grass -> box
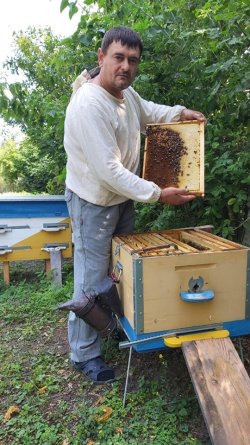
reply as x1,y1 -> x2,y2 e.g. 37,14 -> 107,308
0,261 -> 238,445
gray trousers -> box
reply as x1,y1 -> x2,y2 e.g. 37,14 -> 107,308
65,189 -> 135,362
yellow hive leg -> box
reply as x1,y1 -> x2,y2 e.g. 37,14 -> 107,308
3,261 -> 10,285
45,259 -> 51,274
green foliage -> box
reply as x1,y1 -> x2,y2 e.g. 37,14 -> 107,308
0,0 -> 249,239
0,27 -> 82,193
60,0 -> 78,18
0,137 -> 56,193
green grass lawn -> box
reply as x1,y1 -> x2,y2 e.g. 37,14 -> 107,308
0,261 -> 234,444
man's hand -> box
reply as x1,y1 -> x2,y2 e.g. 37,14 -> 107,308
180,108 -> 207,124
158,187 -> 196,205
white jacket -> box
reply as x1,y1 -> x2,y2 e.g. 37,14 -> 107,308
64,75 -> 185,206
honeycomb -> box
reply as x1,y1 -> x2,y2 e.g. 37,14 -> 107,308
142,120 -> 204,195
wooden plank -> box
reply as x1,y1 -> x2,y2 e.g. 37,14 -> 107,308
147,233 -> 191,253
117,234 -> 146,251
155,230 -> 199,252
114,232 -> 191,254
134,232 -> 197,253
131,243 -> 175,254
199,121 -> 205,196
180,231 -> 226,251
170,225 -> 214,233
182,338 -> 250,445
194,229 -> 247,250
191,231 -> 234,250
158,233 -> 198,252
133,233 -> 175,249
45,259 -> 51,273
3,261 -> 10,285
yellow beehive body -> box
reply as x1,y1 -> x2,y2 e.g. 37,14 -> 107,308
0,217 -> 72,262
112,229 -> 249,334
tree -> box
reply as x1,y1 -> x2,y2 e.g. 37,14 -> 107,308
0,137 -> 55,193
0,23 -> 107,192
60,0 -> 250,240
0,27 -> 81,192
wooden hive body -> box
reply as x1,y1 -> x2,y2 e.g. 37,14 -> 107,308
142,120 -> 204,195
112,229 -> 249,335
0,196 -> 72,262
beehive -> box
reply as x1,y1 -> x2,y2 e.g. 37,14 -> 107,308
112,228 -> 249,335
0,195 -> 72,262
142,120 -> 204,195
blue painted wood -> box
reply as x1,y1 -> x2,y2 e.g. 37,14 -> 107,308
180,289 -> 214,302
224,320 -> 250,337
119,317 -> 250,353
120,317 -> 167,353
0,195 -> 69,218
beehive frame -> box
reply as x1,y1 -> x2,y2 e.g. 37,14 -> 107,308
142,120 -> 205,196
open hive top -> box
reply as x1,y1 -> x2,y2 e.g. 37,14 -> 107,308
142,120 -> 204,196
113,229 -> 246,257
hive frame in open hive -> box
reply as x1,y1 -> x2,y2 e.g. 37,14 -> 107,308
112,228 -> 250,352
142,120 -> 205,196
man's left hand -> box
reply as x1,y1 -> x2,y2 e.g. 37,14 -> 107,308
180,109 -> 207,124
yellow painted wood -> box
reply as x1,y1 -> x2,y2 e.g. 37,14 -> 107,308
0,217 -> 69,246
194,228 -> 245,249
112,239 -> 135,329
180,231 -> 230,251
0,217 -> 72,262
164,329 -> 229,348
159,233 -> 197,252
143,249 -> 247,333
112,229 -> 249,334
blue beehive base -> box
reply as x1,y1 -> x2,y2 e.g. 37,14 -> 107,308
119,316 -> 250,353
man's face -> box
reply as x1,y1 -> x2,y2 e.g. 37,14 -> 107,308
98,41 -> 140,98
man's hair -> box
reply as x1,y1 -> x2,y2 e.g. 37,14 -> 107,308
101,26 -> 143,56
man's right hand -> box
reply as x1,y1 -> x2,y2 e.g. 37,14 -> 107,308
158,187 -> 196,205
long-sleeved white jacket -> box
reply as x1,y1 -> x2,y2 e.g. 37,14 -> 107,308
64,78 -> 185,206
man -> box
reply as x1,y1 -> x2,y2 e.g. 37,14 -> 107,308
64,26 -> 206,384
